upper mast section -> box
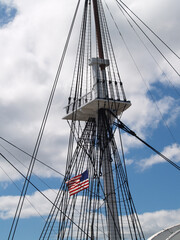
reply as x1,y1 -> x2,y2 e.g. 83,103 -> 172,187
63,0 -> 131,121
92,0 -> 104,60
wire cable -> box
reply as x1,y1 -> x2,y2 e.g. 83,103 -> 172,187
118,0 -> 180,60
0,161 -> 56,235
116,0 -> 180,78
0,153 -> 91,239
104,0 -> 180,98
105,0 -> 179,144
109,111 -> 180,171
8,1 -> 80,238
0,136 -> 64,177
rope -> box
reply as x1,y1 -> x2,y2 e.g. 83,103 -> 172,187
0,153 -> 91,239
118,0 -> 180,60
115,0 -> 180,78
7,0 -> 80,238
104,0 -> 179,146
113,0 -> 180,98
110,111 -> 180,172
0,159 -> 55,234
0,136 -> 64,177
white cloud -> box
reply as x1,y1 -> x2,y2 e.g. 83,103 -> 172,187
0,1 -> 179,238
166,105 -> 180,126
137,143 -> 180,170
0,0 -> 179,182
0,188 -> 179,239
0,0 -> 78,182
122,96 -> 176,136
0,188 -> 58,219
0,182 -> 9,190
119,95 -> 178,156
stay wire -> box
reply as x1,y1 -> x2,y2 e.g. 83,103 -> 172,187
0,153 -> 91,239
110,111 -> 180,172
116,0 -> 180,78
118,0 -> 180,60
39,120 -> 103,239
104,0 -> 178,144
105,0 -> 180,99
106,0 -> 178,144
110,132 -> 144,239
0,136 -> 64,177
0,140 -> 99,237
8,1 -> 80,239
0,159 -> 57,236
0,142 -> 63,200
135,135 -> 180,171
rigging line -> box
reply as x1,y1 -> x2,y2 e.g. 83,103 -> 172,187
0,143 -> 63,200
105,0 -> 180,99
98,178 -> 124,239
0,162 -> 57,236
123,12 -> 180,99
46,131 -> 117,237
40,128 -> 104,238
67,120 -> 96,168
116,0 -> 180,78
71,194 -> 107,238
41,175 -> 107,237
66,123 -> 105,199
39,178 -> 74,237
135,135 -> 180,171
0,136 -> 64,177
106,1 -> 178,143
119,0 -> 180,60
0,153 -> 92,239
8,1 -> 80,238
108,127 -> 145,239
107,6 -> 180,142
109,143 -> 145,239
110,112 -> 180,172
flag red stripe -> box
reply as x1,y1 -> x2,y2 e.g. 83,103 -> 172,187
69,185 -> 89,196
69,179 -> 89,196
69,183 -> 89,196
69,180 -> 89,192
67,180 -> 80,188
66,175 -> 81,184
66,171 -> 89,196
69,180 -> 89,191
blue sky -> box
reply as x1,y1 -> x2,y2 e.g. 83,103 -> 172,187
0,1 -> 16,26
0,0 -> 180,239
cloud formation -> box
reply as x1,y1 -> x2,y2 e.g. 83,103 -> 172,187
140,208 -> 180,238
138,143 -> 180,170
0,0 -> 179,182
0,189 -> 58,219
0,0 -> 179,238
0,189 -> 179,238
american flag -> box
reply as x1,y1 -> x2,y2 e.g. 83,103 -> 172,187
66,170 -> 89,196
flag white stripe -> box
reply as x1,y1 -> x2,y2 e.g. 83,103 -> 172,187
66,171 -> 89,196
69,180 -> 89,195
69,180 -> 89,192
69,184 -> 89,196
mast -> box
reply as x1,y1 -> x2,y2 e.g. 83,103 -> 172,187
39,0 -> 144,239
92,0 -> 104,60
92,0 -> 121,239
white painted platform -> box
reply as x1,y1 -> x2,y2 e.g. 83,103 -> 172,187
63,98 -> 131,121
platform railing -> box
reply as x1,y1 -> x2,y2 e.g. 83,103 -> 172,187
65,79 -> 125,115
65,91 -> 93,114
